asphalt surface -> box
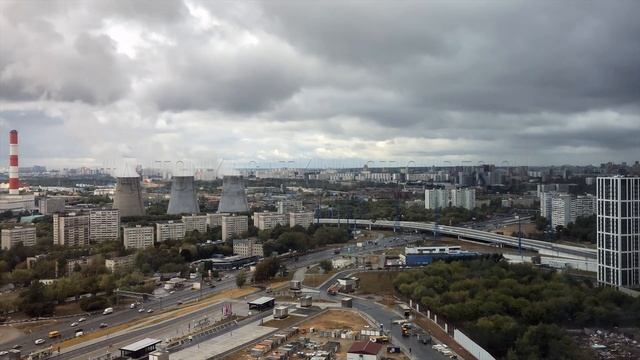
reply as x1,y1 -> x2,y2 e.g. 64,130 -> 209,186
5,233 -> 429,358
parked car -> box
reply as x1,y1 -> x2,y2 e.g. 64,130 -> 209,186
12,345 -> 22,350
146,309 -> 153,313
34,339 -> 45,345
138,308 -> 145,313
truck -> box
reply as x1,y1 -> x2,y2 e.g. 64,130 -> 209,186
102,307 -> 113,315
327,283 -> 340,296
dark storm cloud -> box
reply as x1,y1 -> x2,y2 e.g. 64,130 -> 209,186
0,0 -> 638,166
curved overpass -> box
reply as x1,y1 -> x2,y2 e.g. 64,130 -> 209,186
318,218 -> 596,260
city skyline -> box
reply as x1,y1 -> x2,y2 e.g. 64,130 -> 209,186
1,1 -> 639,168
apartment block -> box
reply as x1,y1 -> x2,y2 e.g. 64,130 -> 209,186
123,225 -> 154,249
277,200 -> 304,214
425,189 -> 450,210
156,221 -> 186,242
66,256 -> 96,275
597,176 -> 640,288
289,211 -> 314,229
90,209 -> 120,243
206,213 -> 229,228
105,255 -> 135,273
233,239 -> 264,257
221,215 -> 248,241
254,211 -> 288,230
450,188 -> 476,210
551,194 -> 574,228
1,226 -> 37,250
53,213 -> 90,247
182,214 -> 208,233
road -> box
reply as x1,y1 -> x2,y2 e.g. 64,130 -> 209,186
5,233 -> 424,358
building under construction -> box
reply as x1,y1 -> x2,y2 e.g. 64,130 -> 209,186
217,175 -> 249,213
167,176 -> 199,215
113,165 -> 145,217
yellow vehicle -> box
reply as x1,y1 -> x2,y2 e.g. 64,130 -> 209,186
48,331 -> 61,339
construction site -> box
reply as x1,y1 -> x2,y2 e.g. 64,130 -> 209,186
230,309 -> 410,360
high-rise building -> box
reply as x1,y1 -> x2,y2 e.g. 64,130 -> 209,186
123,225 -> 154,249
254,212 -> 288,230
233,239 -> 264,257
277,200 -> 304,214
574,194 -> 597,219
551,194 -> 574,228
156,221 -> 186,242
89,209 -> 120,243
425,189 -> 450,210
289,211 -> 314,229
1,226 -> 36,250
181,214 -> 208,233
53,213 -> 90,247
597,176 -> 640,288
221,215 -> 248,241
450,188 -> 476,210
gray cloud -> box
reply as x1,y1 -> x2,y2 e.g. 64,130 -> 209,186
0,0 -> 638,167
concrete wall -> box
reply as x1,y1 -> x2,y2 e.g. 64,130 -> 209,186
454,329 -> 496,360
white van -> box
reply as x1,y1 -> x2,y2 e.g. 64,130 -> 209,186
102,307 -> 114,315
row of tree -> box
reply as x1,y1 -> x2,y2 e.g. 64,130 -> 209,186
393,259 -> 640,359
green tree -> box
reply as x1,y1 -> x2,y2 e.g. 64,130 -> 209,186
319,259 -> 333,273
236,271 -> 247,288
254,257 -> 281,282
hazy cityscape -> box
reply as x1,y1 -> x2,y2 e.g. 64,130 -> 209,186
1,1 -> 639,360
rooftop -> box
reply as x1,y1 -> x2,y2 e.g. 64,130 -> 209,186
119,338 -> 161,352
248,296 -> 275,305
347,340 -> 383,355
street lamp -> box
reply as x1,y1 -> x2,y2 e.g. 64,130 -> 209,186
515,215 -> 522,259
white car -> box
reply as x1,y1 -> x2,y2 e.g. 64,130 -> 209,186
169,291 -> 175,294
138,308 -> 145,313
78,317 -> 86,322
34,339 -> 45,345
146,309 -> 154,313
70,322 -> 79,327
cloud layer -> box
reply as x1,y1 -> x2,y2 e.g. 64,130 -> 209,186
0,0 -> 639,168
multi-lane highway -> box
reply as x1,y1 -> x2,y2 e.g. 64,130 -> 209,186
319,218 -> 596,259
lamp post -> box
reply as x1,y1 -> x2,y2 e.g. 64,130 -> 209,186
515,215 -> 522,259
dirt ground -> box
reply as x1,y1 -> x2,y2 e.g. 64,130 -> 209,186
233,309 -> 410,360
354,272 -> 396,296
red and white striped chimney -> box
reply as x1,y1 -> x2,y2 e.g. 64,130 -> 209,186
9,130 -> 19,195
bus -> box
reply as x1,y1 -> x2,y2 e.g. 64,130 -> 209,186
48,331 -> 61,339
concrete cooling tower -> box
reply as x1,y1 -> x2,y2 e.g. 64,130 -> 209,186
217,175 -> 249,213
113,176 -> 145,217
167,176 -> 199,214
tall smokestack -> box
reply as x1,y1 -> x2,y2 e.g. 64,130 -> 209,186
9,130 -> 19,195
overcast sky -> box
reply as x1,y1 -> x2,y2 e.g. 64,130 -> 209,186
0,0 -> 639,169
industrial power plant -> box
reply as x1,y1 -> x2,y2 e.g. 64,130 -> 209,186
217,175 -> 249,213
167,175 -> 199,215
112,165 -> 145,217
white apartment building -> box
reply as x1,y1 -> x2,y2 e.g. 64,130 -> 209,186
89,209 -> 120,243
551,194 -> 574,228
597,176 -> 640,288
254,212 -> 288,230
123,225 -> 154,249
574,194 -> 597,219
156,221 -> 186,242
221,215 -> 248,241
232,239 -> 264,257
451,188 -> 476,210
182,214 -> 208,233
1,226 -> 36,250
539,191 -> 556,220
105,255 -> 135,273
289,211 -> 315,229
53,213 -> 90,246
206,213 -> 229,228
425,189 -> 450,210
277,200 -> 304,214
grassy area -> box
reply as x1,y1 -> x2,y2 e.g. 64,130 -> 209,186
262,314 -> 307,329
353,271 -> 398,296
302,272 -> 335,287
